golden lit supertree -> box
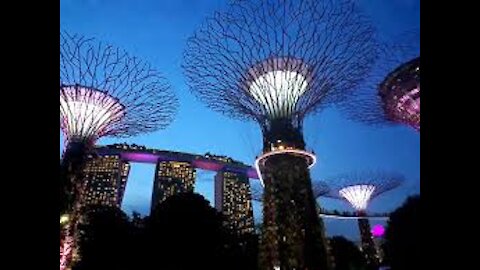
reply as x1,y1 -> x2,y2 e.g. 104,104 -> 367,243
183,1 -> 377,268
60,32 -> 178,270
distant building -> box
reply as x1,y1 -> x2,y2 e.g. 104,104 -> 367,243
89,144 -> 259,219
81,155 -> 130,208
215,170 -> 255,235
151,161 -> 196,213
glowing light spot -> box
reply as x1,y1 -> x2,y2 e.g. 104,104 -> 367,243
245,58 -> 311,120
339,185 -> 375,211
249,70 -> 309,119
255,149 -> 316,187
60,85 -> 125,141
371,224 -> 385,237
60,214 -> 69,224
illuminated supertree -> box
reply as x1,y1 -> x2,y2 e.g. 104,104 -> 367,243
183,0 -> 377,268
60,216 -> 74,270
342,30 -> 420,131
60,32 -> 177,270
379,57 -> 420,131
323,171 -> 404,269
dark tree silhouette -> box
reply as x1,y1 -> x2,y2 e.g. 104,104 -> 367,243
68,194 -> 260,270
383,195 -> 420,270
73,205 -> 133,270
143,192 -> 257,270
223,230 -> 260,270
329,236 -> 367,270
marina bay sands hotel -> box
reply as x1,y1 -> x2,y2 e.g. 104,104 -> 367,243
80,143 -> 259,235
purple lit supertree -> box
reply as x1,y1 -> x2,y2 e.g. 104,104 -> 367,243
183,0 -> 377,268
379,57 -> 420,131
60,32 -> 177,270
323,171 -> 404,269
341,30 -> 420,131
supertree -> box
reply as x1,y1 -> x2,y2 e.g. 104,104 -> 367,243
341,30 -> 420,131
183,0 -> 377,269
60,32 -> 177,270
379,56 -> 420,131
323,171 -> 404,269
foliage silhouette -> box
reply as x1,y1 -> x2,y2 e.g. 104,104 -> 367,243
329,236 -> 367,270
72,193 -> 258,270
383,195 -> 420,270
73,205 -> 133,270
144,192 -> 258,270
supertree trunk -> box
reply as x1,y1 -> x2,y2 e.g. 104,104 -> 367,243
60,140 -> 92,214
60,140 -> 96,269
357,214 -> 379,269
259,152 -> 331,270
60,222 -> 75,270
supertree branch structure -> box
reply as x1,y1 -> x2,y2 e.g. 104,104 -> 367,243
59,32 -> 178,270
183,0 -> 377,132
183,1 -> 377,269
340,30 -> 420,131
60,32 -> 177,144
324,171 -> 404,212
60,32 -> 178,208
324,171 -> 404,269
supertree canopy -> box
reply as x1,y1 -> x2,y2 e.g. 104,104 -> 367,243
60,32 -> 177,145
379,57 -> 420,131
324,171 -> 404,269
183,0 -> 377,145
341,30 -> 420,131
339,184 -> 376,211
324,171 -> 404,212
183,1 -> 377,269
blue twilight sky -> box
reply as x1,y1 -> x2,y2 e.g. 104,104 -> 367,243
60,0 -> 420,241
